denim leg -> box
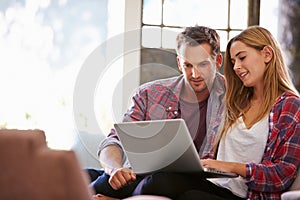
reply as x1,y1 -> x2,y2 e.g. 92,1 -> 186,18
85,168 -> 104,182
133,172 -> 244,200
85,168 -> 143,199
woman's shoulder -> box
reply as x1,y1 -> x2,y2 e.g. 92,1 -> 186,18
273,91 -> 300,116
275,91 -> 300,104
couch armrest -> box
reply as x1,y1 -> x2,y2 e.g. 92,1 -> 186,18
281,190 -> 300,200
290,169 -> 300,191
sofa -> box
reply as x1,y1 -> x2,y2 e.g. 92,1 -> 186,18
0,129 -> 94,200
281,169 -> 300,200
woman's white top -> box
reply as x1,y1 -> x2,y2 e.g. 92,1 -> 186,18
209,116 -> 269,198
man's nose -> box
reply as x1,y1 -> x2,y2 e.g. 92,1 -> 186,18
192,66 -> 200,78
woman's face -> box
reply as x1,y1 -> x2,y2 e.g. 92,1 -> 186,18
230,41 -> 267,89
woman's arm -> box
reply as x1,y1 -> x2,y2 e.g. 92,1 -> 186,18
246,95 -> 300,192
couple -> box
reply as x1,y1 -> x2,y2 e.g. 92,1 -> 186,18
87,25 -> 300,200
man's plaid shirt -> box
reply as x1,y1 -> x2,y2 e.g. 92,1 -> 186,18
99,73 -> 226,167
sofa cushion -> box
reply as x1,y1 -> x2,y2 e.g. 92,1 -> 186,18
0,129 -> 93,200
281,190 -> 300,200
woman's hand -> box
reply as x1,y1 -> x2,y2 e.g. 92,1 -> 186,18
201,159 -> 247,177
108,167 -> 136,190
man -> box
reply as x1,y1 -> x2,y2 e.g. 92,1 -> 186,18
87,25 -> 225,199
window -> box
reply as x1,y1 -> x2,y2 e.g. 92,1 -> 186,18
141,0 -> 248,51
0,0 -> 107,149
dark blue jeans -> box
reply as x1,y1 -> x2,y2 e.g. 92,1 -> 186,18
133,172 -> 246,200
85,168 -> 143,199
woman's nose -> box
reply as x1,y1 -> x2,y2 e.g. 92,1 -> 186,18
233,63 -> 241,71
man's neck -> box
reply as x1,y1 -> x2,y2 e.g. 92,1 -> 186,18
180,84 -> 210,103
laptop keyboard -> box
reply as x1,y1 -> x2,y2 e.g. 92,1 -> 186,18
204,168 -> 234,175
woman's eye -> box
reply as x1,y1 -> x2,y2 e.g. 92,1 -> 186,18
239,56 -> 246,60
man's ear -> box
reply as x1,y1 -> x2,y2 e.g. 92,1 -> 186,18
215,53 -> 223,69
262,45 -> 273,63
177,56 -> 183,73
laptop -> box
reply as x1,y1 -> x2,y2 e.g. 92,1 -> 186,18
114,118 -> 238,178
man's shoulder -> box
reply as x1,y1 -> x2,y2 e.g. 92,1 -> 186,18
215,72 -> 225,83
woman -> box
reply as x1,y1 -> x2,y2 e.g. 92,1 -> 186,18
181,26 -> 300,199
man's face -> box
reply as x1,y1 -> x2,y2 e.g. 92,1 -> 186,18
177,43 -> 220,94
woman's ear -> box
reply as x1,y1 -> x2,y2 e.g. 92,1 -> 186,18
262,45 -> 273,63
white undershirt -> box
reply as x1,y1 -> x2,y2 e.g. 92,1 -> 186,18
209,116 -> 269,198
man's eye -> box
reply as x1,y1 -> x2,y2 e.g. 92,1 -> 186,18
184,64 -> 193,68
198,62 -> 210,68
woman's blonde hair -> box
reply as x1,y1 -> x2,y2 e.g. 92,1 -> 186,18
215,26 -> 298,153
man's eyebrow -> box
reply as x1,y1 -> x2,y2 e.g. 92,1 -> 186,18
199,60 -> 210,63
198,58 -> 212,63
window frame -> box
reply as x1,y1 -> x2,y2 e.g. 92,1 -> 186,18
141,0 -> 261,49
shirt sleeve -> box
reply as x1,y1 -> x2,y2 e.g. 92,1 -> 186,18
97,88 -> 148,168
123,87 -> 148,121
97,128 -> 131,168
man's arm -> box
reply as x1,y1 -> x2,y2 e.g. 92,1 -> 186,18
99,145 -> 123,174
99,145 -> 136,190
97,87 -> 150,189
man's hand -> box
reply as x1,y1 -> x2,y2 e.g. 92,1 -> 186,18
108,168 -> 136,190
99,145 -> 137,190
